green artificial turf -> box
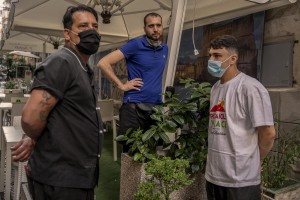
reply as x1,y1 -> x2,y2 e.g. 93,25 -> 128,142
95,128 -> 122,200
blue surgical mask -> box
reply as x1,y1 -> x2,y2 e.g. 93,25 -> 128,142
207,56 -> 232,78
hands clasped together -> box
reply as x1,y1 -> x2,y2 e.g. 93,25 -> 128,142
11,137 -> 35,162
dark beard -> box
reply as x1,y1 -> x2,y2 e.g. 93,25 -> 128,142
145,36 -> 162,48
146,33 -> 159,41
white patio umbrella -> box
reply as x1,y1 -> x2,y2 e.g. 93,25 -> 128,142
9,50 -> 40,79
9,50 -> 40,59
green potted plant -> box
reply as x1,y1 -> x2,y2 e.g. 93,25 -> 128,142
4,80 -> 17,89
261,121 -> 300,200
134,157 -> 193,200
2,55 -> 25,80
117,79 -> 211,200
117,79 -> 211,167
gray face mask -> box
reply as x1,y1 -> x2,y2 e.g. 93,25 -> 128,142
69,29 -> 101,55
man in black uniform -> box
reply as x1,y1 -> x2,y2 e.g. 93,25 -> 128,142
17,5 -> 103,200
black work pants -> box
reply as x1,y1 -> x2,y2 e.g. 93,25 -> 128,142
119,103 -> 155,152
206,181 -> 261,200
28,178 -> 94,200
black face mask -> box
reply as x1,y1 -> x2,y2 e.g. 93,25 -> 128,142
72,29 -> 101,55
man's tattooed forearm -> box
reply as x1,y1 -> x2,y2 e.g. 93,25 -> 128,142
39,91 -> 51,106
39,111 -> 47,122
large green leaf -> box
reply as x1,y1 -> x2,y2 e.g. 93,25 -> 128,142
159,132 -> 170,143
175,149 -> 184,157
144,153 -> 156,160
115,135 -> 128,142
150,114 -> 162,122
142,128 -> 156,142
126,138 -> 135,144
172,115 -> 185,125
161,123 -> 177,133
138,145 -> 146,154
166,120 -> 177,128
199,82 -> 212,88
133,153 -> 142,161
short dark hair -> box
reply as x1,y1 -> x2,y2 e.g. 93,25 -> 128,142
63,5 -> 98,29
143,12 -> 162,27
210,35 -> 239,55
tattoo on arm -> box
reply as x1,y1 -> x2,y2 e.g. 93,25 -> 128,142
39,111 -> 47,122
38,91 -> 52,122
40,91 -> 51,106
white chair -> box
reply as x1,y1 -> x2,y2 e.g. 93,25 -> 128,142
4,89 -> 22,94
14,161 -> 28,200
7,97 -> 28,126
97,99 -> 118,161
20,182 -> 32,200
1,94 -> 24,126
97,99 -> 114,123
3,89 -> 23,103
112,115 -> 119,161
12,116 -> 28,200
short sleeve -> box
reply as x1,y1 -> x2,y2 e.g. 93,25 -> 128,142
120,39 -> 138,59
31,54 -> 74,100
246,86 -> 274,127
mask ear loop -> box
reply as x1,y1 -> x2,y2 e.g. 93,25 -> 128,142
221,55 -> 232,64
66,29 -> 78,46
221,55 -> 233,72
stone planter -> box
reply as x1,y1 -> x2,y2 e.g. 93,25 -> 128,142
170,172 -> 207,200
119,153 -> 146,200
261,179 -> 300,200
119,153 -> 207,200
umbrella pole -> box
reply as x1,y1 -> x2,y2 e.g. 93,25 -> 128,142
163,0 -> 187,90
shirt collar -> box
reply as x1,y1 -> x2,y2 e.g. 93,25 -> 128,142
141,35 -> 165,49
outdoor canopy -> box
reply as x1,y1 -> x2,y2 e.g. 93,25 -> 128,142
1,0 -> 294,54
1,0 -> 296,87
9,50 -> 40,59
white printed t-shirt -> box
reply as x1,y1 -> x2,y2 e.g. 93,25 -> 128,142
205,72 -> 274,187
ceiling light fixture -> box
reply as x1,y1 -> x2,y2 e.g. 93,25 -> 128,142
246,0 -> 271,3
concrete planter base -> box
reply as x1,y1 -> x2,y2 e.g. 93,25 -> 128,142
119,153 -> 207,200
261,179 -> 300,200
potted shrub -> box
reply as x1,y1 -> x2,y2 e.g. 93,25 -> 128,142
134,157 -> 193,200
4,80 -> 17,89
117,79 -> 211,200
261,121 -> 300,200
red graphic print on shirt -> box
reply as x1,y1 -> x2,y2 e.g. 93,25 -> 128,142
210,99 -> 227,135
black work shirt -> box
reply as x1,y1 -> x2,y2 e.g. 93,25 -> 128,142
28,46 -> 103,189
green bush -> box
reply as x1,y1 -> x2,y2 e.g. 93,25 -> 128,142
116,79 -> 211,174
134,157 -> 193,200
4,80 -> 17,89
261,121 -> 300,189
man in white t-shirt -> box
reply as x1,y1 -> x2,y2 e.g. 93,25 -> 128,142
205,35 -> 276,200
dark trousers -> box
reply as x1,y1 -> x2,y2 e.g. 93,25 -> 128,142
119,103 -> 155,152
28,178 -> 94,200
206,181 -> 261,200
